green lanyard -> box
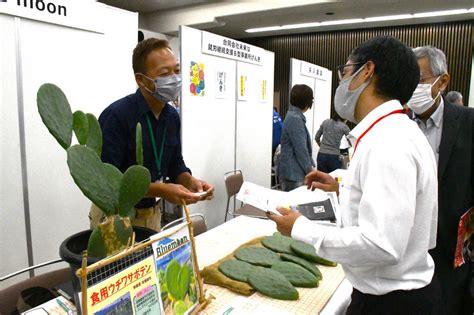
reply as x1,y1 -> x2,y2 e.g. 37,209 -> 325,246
145,114 -> 166,178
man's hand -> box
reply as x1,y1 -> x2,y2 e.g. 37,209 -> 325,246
198,180 -> 215,200
156,183 -> 201,205
266,207 -> 301,236
177,173 -> 214,201
304,170 -> 339,194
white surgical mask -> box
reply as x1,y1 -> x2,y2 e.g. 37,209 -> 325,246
407,76 -> 441,115
140,74 -> 182,103
334,64 -> 371,123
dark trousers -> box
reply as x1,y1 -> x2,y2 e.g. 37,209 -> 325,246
346,276 -> 441,315
317,152 -> 341,173
431,249 -> 473,315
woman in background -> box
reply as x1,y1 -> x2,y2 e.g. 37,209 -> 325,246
315,112 -> 350,173
278,84 -> 315,191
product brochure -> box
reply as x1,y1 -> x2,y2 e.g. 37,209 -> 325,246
86,255 -> 162,315
236,181 -> 338,221
151,222 -> 199,315
454,206 -> 474,268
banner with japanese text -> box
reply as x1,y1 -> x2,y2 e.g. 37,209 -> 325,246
86,255 -> 162,314
202,30 -> 264,66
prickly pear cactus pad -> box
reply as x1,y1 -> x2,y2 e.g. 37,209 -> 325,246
234,247 -> 280,267
291,241 -> 337,267
280,253 -> 322,279
262,234 -> 295,254
37,83 -> 73,150
247,267 -> 299,300
271,261 -> 319,288
218,259 -> 257,283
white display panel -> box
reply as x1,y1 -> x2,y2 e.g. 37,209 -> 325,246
180,26 -> 237,229
235,58 -> 274,188
180,26 -> 274,228
0,5 -> 138,280
290,58 -> 332,163
0,15 -> 29,289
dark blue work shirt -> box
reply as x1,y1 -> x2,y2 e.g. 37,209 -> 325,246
99,89 -> 190,208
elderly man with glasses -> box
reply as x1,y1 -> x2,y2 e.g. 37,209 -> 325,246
406,45 -> 474,315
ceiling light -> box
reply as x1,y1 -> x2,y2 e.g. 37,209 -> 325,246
245,8 -> 474,33
364,14 -> 412,22
246,26 -> 282,33
413,9 -> 470,18
281,22 -> 321,30
320,18 -> 364,26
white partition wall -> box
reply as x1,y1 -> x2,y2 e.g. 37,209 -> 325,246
180,26 -> 274,229
290,58 -> 332,162
0,3 -> 137,287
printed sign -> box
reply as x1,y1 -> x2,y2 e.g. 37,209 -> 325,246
87,256 -> 162,314
202,31 -> 264,65
151,223 -> 199,315
215,70 -> 228,99
300,61 -> 327,80
259,79 -> 267,102
0,0 -> 104,33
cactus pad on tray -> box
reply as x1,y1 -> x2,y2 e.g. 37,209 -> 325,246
291,241 -> 337,267
247,267 -> 299,300
262,234 -> 294,254
280,253 -> 322,279
234,247 -> 280,267
271,261 -> 319,288
218,259 -> 257,283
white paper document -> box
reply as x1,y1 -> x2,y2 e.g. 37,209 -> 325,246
236,181 -> 338,220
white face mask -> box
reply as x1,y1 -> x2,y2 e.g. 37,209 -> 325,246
334,64 -> 371,123
140,74 -> 182,103
407,76 -> 441,115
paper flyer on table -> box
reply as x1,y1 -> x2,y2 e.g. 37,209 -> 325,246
236,181 -> 339,221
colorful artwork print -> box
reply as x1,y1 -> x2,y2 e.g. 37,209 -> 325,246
190,62 -> 205,96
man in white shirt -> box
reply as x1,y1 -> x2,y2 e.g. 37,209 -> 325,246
268,36 -> 440,314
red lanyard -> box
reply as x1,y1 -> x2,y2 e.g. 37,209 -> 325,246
353,109 -> 406,156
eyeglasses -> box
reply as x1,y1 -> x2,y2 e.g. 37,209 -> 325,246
337,61 -> 365,81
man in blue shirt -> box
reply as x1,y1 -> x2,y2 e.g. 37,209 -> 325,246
89,38 -> 214,231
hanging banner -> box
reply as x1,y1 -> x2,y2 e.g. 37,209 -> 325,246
0,0 -> 105,33
300,61 -> 328,80
202,31 -> 264,65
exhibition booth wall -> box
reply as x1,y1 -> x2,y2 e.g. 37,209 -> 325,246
180,26 -> 275,229
0,1 -> 138,288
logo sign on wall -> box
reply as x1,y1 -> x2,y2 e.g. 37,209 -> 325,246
202,31 -> 264,66
0,0 -> 104,33
300,61 -> 328,81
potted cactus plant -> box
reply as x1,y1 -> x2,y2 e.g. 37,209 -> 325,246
36,83 -> 153,260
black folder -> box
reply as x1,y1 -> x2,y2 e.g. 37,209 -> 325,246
291,198 -> 336,221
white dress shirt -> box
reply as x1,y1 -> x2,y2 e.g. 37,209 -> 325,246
292,100 -> 438,295
413,98 -> 444,164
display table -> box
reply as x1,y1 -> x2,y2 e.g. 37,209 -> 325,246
195,216 -> 352,314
